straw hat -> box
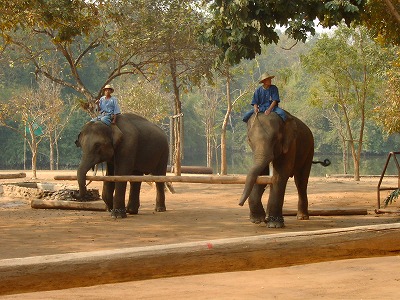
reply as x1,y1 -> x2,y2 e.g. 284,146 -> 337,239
258,72 -> 275,83
103,84 -> 114,93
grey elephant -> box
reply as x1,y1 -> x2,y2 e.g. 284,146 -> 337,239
239,111 -> 314,228
75,113 -> 169,218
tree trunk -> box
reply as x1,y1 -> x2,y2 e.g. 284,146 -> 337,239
49,133 -> 54,171
221,74 -> 232,175
31,147 -> 37,179
170,57 -> 182,176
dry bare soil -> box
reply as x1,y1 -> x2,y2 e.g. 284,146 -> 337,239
1,170 -> 400,299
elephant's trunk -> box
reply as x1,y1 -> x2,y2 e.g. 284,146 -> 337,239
239,158 -> 271,206
77,161 -> 92,199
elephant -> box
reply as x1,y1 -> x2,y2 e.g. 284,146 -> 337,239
75,113 -> 169,219
239,110 -> 314,228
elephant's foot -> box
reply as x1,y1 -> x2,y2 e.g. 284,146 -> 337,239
297,213 -> 309,220
126,207 -> 139,215
266,216 -> 285,228
111,208 -> 127,219
249,213 -> 266,224
155,206 -> 166,212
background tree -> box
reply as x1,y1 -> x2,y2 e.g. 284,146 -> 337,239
373,52 -> 400,134
0,0 -> 165,112
116,78 -> 171,126
196,82 -> 221,169
130,0 -> 218,175
204,0 -> 365,64
301,24 -> 394,180
35,76 -> 78,170
361,0 -> 400,45
0,81 -> 60,178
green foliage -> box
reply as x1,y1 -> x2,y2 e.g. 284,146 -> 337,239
0,0 -> 99,42
384,189 -> 400,207
362,0 -> 400,46
373,51 -> 400,134
116,78 -> 171,126
204,0 -> 365,64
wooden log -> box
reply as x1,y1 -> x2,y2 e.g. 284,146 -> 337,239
374,208 -> 400,214
31,199 -> 107,211
283,208 -> 368,216
1,223 -> 400,295
167,166 -> 213,174
0,173 -> 26,179
54,175 -> 275,185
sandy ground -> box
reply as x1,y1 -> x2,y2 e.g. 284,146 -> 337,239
1,170 -> 400,299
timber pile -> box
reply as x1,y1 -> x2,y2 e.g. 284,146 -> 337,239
31,188 -> 103,211
39,188 -> 100,201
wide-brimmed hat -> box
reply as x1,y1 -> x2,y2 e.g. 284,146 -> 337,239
103,84 -> 114,93
258,72 -> 275,83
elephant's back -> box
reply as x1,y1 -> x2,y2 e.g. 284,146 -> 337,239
118,113 -> 168,147
285,111 -> 313,140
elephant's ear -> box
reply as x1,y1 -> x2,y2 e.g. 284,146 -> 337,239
282,115 -> 297,154
111,124 -> 123,148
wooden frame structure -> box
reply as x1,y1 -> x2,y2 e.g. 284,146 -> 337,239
376,151 -> 400,213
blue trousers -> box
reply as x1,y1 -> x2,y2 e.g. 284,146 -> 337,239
242,107 -> 286,122
91,114 -> 112,126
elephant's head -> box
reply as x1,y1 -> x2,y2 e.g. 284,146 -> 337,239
239,112 -> 297,205
75,121 -> 123,199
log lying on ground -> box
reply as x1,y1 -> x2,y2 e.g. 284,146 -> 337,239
1,223 -> 400,295
31,199 -> 107,211
283,208 -> 368,216
0,173 -> 26,179
54,174 -> 275,185
375,209 -> 400,214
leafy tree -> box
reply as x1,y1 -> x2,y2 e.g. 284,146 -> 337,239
116,78 -> 171,126
0,0 -> 166,113
301,24 -> 393,180
204,0 -> 365,64
140,0 -> 217,175
195,83 -> 222,169
361,0 -> 400,45
0,84 -> 52,178
373,51 -> 400,134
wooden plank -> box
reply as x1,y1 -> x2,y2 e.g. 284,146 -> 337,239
0,173 -> 26,179
1,223 -> 400,295
54,175 -> 275,185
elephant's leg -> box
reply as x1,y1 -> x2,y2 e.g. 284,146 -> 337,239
126,182 -> 141,214
248,184 -> 267,224
102,162 -> 115,211
294,170 -> 311,220
111,181 -> 127,219
155,182 -> 166,212
266,178 -> 288,228
102,181 -> 115,211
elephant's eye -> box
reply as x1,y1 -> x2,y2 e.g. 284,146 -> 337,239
93,142 -> 102,150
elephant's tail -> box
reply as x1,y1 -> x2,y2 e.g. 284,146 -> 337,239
312,158 -> 331,167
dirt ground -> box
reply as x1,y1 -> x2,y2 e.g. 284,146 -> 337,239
1,170 -> 400,299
